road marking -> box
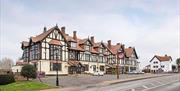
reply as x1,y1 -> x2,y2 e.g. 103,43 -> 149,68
149,83 -> 155,86
154,81 -> 162,84
131,88 -> 135,91
142,85 -> 148,89
142,80 -> 180,91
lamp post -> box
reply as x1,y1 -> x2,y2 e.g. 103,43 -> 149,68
55,47 -> 59,86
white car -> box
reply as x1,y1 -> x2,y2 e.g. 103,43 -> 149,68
93,71 -> 104,76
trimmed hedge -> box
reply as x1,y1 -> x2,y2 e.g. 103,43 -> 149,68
0,74 -> 15,85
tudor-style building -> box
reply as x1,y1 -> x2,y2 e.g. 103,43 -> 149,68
21,26 -> 69,75
21,25 -> 139,75
63,29 -> 113,74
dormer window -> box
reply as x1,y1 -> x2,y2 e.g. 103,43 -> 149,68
71,42 -> 77,48
99,47 -> 103,53
85,45 -> 90,51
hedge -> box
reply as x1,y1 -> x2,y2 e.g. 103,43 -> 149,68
0,74 -> 15,85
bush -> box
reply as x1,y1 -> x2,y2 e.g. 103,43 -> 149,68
21,64 -> 37,80
0,74 -> 15,85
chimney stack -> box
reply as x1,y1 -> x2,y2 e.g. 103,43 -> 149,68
43,26 -> 47,32
61,26 -> 65,34
73,31 -> 77,40
108,40 -> 111,48
91,36 -> 95,44
165,54 -> 167,56
116,43 -> 120,45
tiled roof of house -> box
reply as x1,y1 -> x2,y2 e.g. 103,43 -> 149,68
155,55 -> 172,62
109,44 -> 122,55
31,26 -> 57,42
125,47 -> 134,57
21,26 -> 70,48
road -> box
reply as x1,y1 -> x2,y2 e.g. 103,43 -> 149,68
80,74 -> 180,91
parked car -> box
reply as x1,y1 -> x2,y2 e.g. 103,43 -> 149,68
93,71 -> 104,76
127,70 -> 144,74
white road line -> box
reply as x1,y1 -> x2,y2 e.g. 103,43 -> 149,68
142,85 -> 148,89
142,80 -> 180,91
131,88 -> 135,91
154,81 -> 162,84
149,83 -> 155,86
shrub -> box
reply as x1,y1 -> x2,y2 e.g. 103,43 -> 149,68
0,74 -> 15,85
21,64 -> 37,80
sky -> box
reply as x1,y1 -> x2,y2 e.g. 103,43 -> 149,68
0,0 -> 179,69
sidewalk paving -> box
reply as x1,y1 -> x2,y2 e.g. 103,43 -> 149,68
39,73 -> 173,91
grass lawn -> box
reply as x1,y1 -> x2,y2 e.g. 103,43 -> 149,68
0,80 -> 54,91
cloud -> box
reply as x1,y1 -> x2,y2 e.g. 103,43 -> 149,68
0,0 -> 179,69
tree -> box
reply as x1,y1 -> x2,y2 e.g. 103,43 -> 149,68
176,58 -> 180,72
0,57 -> 14,69
21,64 -> 36,80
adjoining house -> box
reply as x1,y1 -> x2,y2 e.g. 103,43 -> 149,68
149,54 -> 172,73
20,25 -> 139,75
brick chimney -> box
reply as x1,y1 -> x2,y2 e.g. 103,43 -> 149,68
61,26 -> 65,34
91,36 -> 95,44
165,54 -> 167,56
116,43 -> 120,45
108,40 -> 111,48
73,31 -> 77,40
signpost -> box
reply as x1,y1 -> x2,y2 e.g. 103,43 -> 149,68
116,48 -> 124,79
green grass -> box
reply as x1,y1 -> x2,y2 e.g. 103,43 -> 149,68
0,80 -> 53,91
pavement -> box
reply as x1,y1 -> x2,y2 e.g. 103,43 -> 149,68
39,73 -> 179,91
38,73 -> 170,87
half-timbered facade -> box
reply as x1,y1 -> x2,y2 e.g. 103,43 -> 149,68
21,26 -> 69,75
21,25 -> 139,75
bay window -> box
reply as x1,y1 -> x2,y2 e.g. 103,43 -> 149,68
49,45 -> 62,60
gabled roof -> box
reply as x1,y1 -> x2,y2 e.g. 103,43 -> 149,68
93,42 -> 114,54
106,44 -> 122,55
125,47 -> 138,59
79,38 -> 93,45
150,55 -> 172,62
30,26 -> 57,43
22,26 -> 70,48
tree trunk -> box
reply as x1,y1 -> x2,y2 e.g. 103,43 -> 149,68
27,77 -> 29,81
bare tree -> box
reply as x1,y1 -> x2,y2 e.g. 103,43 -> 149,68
0,57 -> 14,69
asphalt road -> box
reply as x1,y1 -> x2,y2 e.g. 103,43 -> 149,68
80,74 -> 180,91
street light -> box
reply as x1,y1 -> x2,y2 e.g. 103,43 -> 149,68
55,47 -> 59,86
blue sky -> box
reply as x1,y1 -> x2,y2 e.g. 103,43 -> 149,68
0,0 -> 179,68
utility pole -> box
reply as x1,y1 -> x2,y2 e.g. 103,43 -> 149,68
116,46 -> 125,79
116,57 -> 120,79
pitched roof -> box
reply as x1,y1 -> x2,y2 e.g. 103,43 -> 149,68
124,47 -> 138,58
31,26 -> 57,42
109,44 -> 122,55
150,55 -> 172,62
155,55 -> 172,62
